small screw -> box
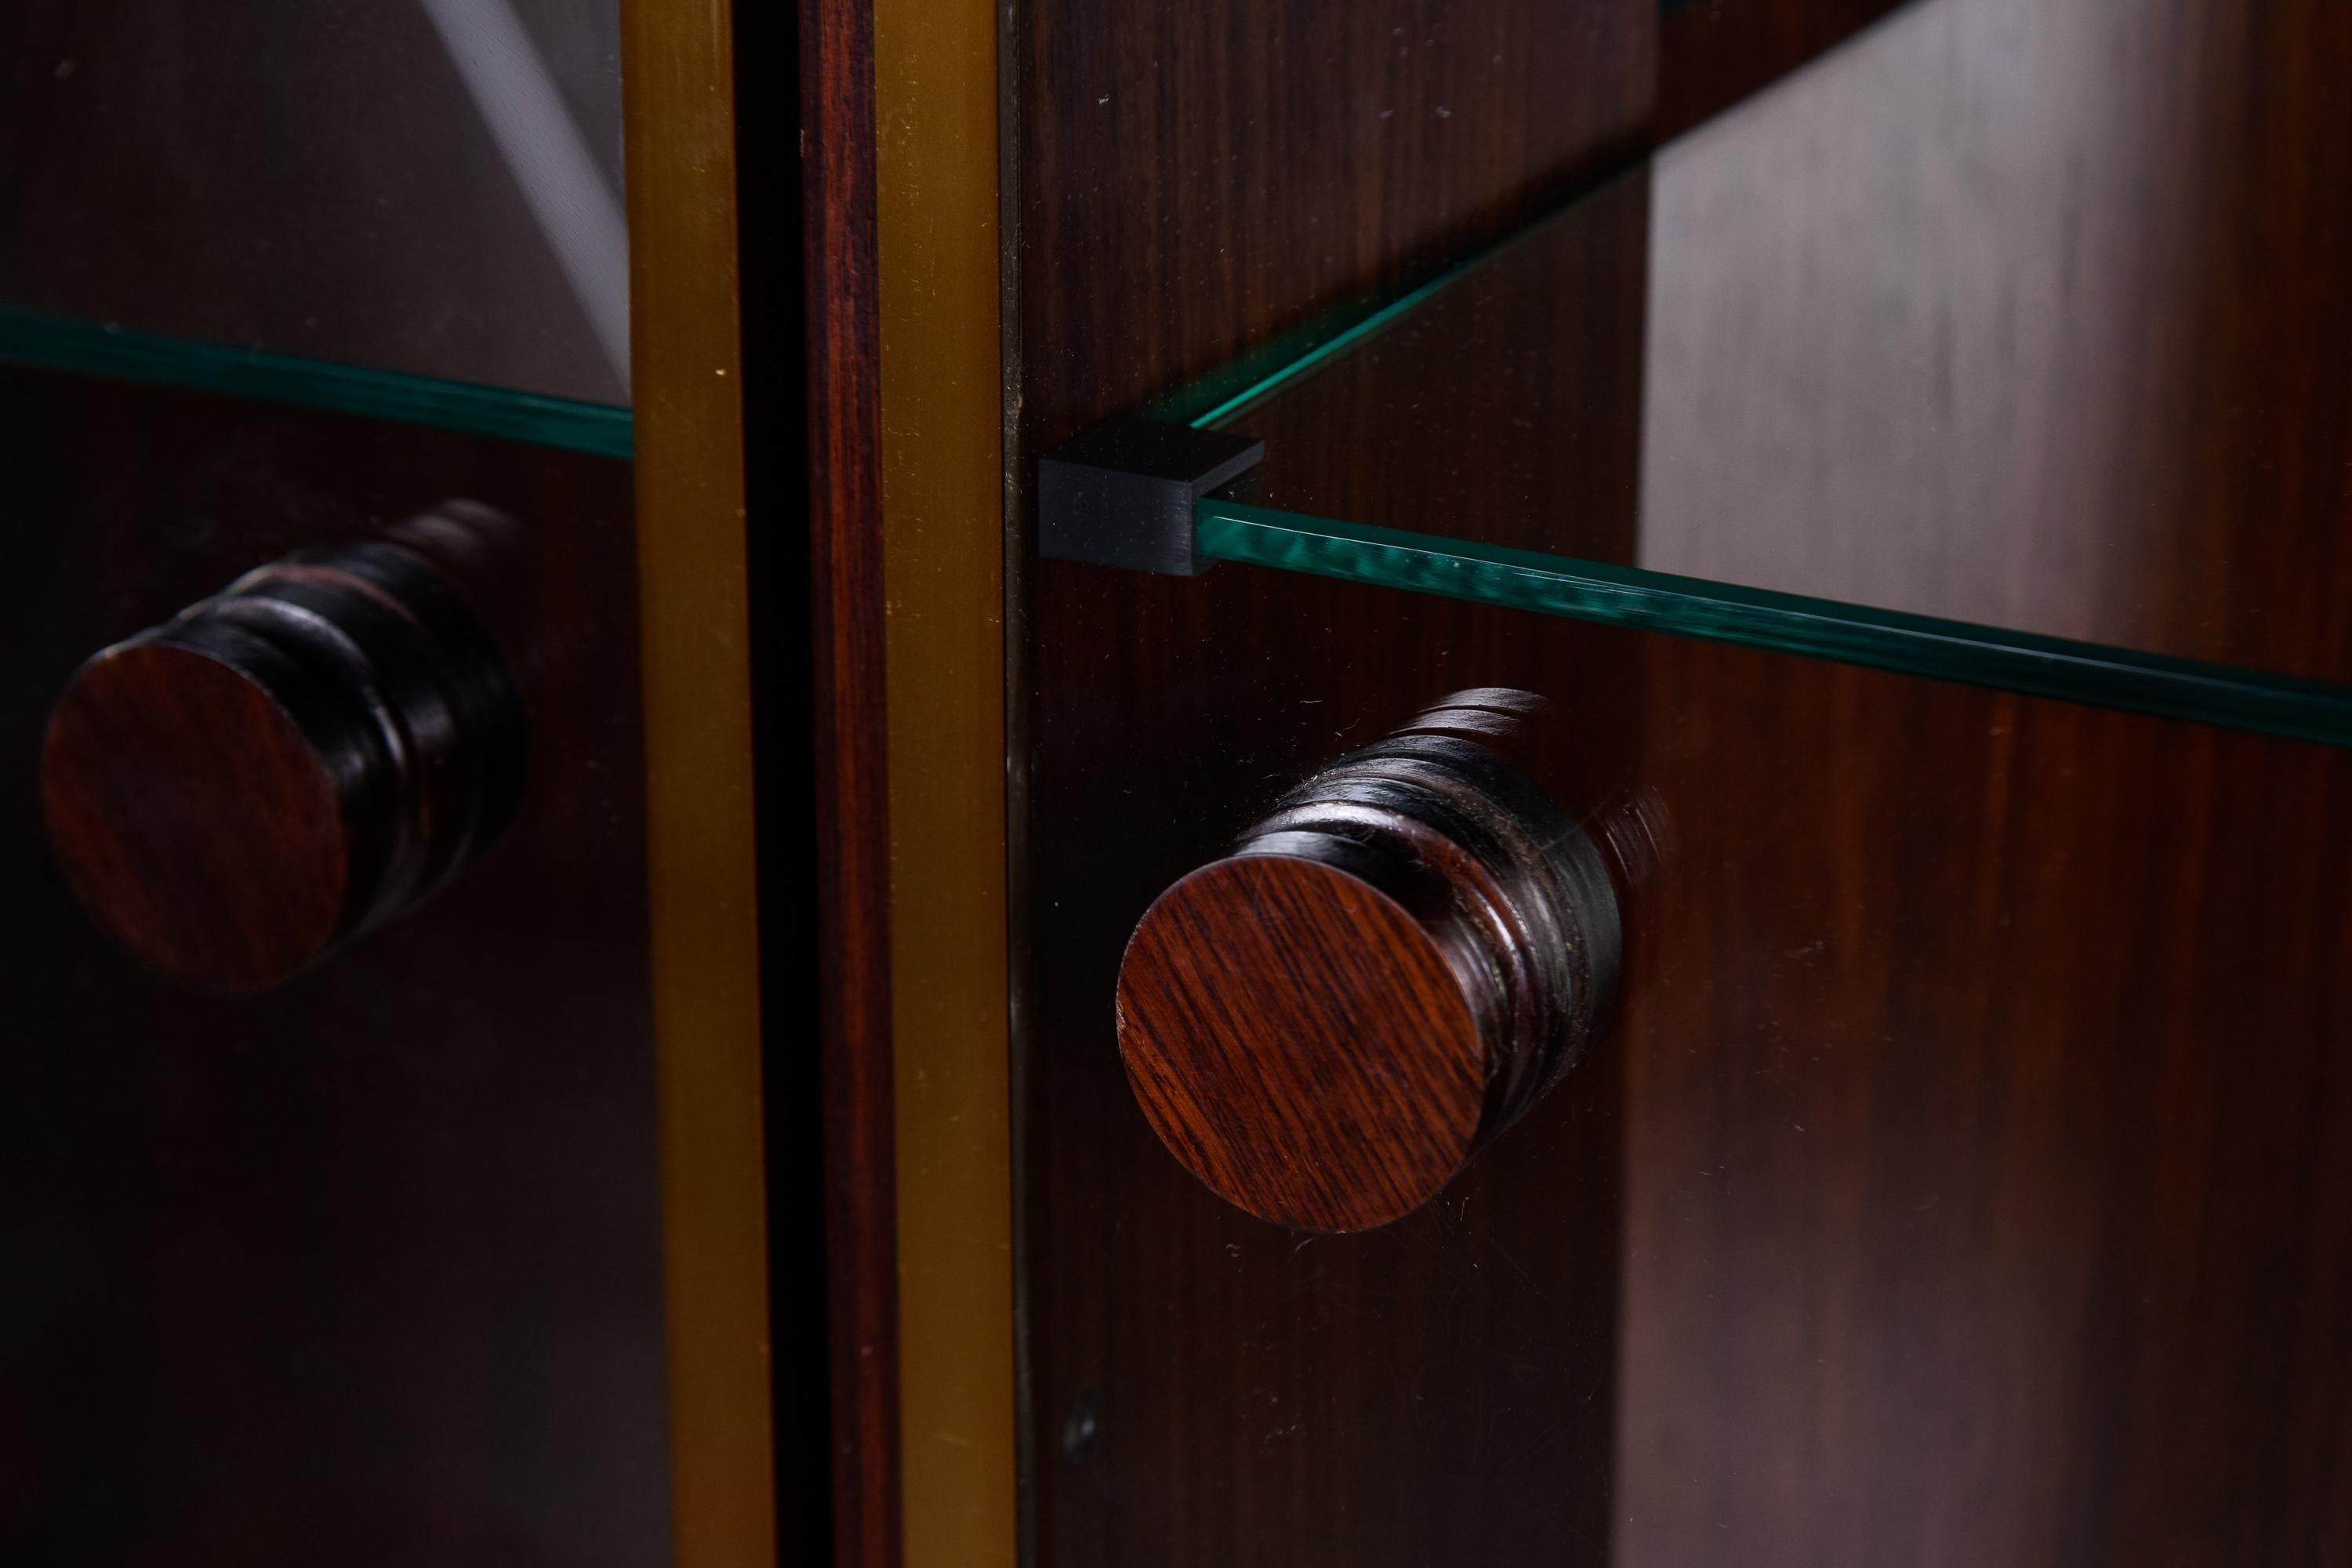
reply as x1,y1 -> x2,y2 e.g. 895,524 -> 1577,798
1060,1391 -> 1102,1465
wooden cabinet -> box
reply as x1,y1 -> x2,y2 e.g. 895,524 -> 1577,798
995,0 -> 2352,1563
0,372 -> 665,1565
9,1 -> 2349,1565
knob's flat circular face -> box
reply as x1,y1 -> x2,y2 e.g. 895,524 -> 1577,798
1117,855 -> 1486,1232
41,643 -> 350,993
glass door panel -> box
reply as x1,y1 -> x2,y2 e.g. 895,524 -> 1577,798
0,2 -> 630,445
1152,0 -> 2352,742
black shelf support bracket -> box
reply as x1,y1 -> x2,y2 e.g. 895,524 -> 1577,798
1037,416 -> 1264,577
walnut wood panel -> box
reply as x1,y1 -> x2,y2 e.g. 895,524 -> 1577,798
1025,576 -> 1635,1566
1615,638 -> 2352,1566
1234,171 -> 1651,561
1025,574 -> 2352,1568
1011,0 -> 1656,453
0,365 -> 662,1566
1615,4 -> 2352,1556
1014,1 -> 2352,1565
1011,2 -> 1651,1562
788,0 -> 902,1560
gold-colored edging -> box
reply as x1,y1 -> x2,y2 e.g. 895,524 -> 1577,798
620,3 -> 778,1566
872,0 -> 1018,1559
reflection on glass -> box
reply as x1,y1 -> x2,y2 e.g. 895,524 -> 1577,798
1186,0 -> 2351,739
0,1 -> 628,405
1640,0 -> 2201,666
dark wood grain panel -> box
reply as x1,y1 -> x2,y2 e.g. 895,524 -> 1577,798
1011,2 -> 1653,1563
1235,170 -> 1651,561
1026,562 -> 2352,1566
793,0 -> 901,1561
0,365 -> 661,1566
1014,1 -> 2352,1565
1012,0 -> 1656,454
1024,568 -> 1635,1568
1617,638 -> 2352,1566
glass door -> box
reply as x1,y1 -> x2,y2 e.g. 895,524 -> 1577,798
0,8 -> 666,1563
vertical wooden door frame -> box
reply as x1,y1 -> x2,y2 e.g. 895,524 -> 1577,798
633,0 -> 1015,1565
799,0 -> 1018,1559
797,0 -> 905,1565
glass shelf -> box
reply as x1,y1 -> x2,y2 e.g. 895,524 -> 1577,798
1,2 -> 627,412
1196,503 -> 2352,748
0,310 -> 632,459
1164,0 -> 2352,746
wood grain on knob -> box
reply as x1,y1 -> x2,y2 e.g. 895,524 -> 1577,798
39,506 -> 526,993
1121,856 -> 1488,1232
1116,690 -> 1624,1232
42,642 -> 353,993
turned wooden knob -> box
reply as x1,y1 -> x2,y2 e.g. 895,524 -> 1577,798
1116,690 -> 1624,1232
39,505 -> 527,993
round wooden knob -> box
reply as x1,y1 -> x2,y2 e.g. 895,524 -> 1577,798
39,506 -> 527,993
1116,690 -> 1623,1232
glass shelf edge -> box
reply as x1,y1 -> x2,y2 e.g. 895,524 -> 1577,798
1196,499 -> 2352,750
1145,162 -> 1653,433
1148,256 -> 1486,432
0,309 -> 634,460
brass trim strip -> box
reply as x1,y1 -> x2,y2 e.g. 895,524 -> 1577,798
873,0 -> 1018,1560
620,3 -> 778,1566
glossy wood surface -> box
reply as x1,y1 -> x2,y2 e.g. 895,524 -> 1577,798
1240,0 -> 2352,690
1238,171 -> 1651,564
1013,0 -> 2352,1562
1011,2 -> 1653,1558
1617,638 -> 2352,1566
1011,0 -> 1655,435
792,0 -> 902,1560
1025,588 -> 1637,1566
1027,588 -> 2352,1566
0,365 -> 663,1566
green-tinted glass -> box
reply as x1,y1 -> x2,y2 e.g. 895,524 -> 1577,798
1168,0 -> 2352,744
1,2 -> 630,437
1197,502 -> 2352,747
0,310 -> 631,459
